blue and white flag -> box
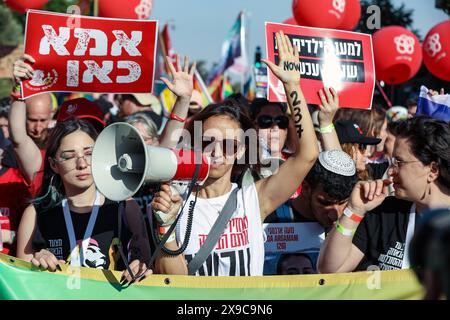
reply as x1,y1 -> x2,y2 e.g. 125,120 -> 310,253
416,86 -> 450,122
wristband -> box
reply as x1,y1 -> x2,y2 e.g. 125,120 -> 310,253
319,123 -> 335,134
0,223 -> 3,251
343,207 -> 364,222
169,112 -> 186,123
336,221 -> 355,237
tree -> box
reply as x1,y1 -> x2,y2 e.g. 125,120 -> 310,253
0,4 -> 23,46
4,0 -> 78,29
357,0 -> 421,39
435,0 -> 450,15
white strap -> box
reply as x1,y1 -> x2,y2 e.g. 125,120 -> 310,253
62,191 -> 101,267
402,204 -> 416,269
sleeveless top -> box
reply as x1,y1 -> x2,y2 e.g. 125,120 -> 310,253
177,183 -> 265,276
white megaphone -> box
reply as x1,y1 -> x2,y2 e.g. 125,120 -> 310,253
91,122 -> 210,201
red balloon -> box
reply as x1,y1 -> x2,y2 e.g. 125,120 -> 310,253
338,0 -> 361,31
292,0 -> 345,29
373,26 -> 422,84
423,20 -> 450,81
4,0 -> 48,13
98,0 -> 153,20
283,17 -> 298,25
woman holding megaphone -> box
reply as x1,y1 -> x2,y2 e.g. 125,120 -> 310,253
152,31 -> 319,276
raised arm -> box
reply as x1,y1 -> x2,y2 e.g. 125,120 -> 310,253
317,87 -> 342,151
317,179 -> 391,273
158,55 -> 196,149
9,54 -> 42,183
256,31 -> 319,220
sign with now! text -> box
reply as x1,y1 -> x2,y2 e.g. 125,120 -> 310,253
265,22 -> 375,110
21,10 -> 158,99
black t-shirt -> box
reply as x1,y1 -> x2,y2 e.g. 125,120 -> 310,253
33,199 -> 132,270
352,196 -> 415,271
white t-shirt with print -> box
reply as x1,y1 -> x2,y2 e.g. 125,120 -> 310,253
177,183 -> 265,276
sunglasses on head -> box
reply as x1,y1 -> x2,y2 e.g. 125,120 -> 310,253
202,137 -> 241,155
257,115 -> 289,129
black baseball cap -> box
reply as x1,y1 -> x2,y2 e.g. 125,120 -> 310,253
335,120 -> 381,145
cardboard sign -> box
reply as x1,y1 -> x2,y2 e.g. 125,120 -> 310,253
265,22 -> 375,110
21,10 -> 158,99
263,222 -> 325,254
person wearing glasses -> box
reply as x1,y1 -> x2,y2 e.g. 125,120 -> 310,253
16,119 -> 151,283
151,31 -> 319,276
318,116 -> 450,273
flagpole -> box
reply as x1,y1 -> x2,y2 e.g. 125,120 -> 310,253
194,69 -> 214,103
240,10 -> 246,94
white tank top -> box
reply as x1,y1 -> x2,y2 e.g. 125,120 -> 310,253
177,183 -> 265,276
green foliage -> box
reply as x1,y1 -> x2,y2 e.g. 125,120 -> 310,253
356,0 -> 421,39
0,4 -> 23,46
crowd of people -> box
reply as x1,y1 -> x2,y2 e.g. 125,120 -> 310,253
0,31 -> 449,297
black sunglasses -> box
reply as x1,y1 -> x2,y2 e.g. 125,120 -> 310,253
202,137 -> 241,155
257,115 -> 289,129
358,144 -> 367,151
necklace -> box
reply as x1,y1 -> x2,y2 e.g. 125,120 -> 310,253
197,184 -> 233,215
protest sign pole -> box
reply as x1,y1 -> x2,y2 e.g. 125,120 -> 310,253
93,0 -> 99,17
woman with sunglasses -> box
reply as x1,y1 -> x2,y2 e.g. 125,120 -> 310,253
151,31 -> 319,276
318,116 -> 450,273
251,99 -> 296,161
16,118 -> 151,283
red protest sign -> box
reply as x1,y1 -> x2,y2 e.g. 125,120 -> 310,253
265,22 -> 375,110
21,10 -> 158,99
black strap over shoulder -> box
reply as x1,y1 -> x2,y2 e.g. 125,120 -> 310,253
187,188 -> 239,275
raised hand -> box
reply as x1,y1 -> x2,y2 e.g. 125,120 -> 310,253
318,87 -> 339,126
13,54 -> 36,84
160,54 -> 196,98
347,179 -> 392,216
262,31 -> 300,85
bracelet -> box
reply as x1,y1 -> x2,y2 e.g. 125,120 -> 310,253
343,207 -> 364,222
158,226 -> 176,242
0,223 -> 3,251
10,89 -> 24,101
336,221 -> 355,237
169,112 -> 186,123
319,123 -> 334,134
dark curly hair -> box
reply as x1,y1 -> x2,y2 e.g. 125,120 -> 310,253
394,116 -> 450,188
305,160 -> 358,202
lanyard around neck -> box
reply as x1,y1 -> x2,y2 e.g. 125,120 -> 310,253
62,190 -> 101,267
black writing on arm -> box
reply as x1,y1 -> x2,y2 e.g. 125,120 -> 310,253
283,61 -> 301,72
290,91 -> 303,138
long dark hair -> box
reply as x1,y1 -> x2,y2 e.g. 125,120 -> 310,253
33,118 -> 98,211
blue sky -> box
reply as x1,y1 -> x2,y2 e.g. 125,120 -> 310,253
150,0 -> 449,69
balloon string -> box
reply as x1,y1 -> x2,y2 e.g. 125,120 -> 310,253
376,81 -> 393,108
